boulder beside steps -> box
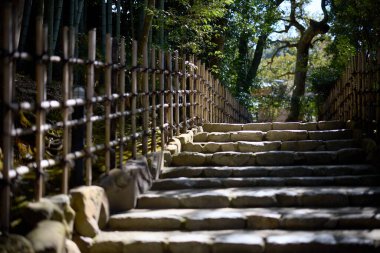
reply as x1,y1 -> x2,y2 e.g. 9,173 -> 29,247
89,121 -> 380,253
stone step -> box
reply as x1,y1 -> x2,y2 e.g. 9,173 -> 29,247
152,175 -> 380,190
108,207 -> 380,231
137,187 -> 380,209
90,229 -> 380,253
184,139 -> 357,153
170,149 -> 365,167
193,129 -> 353,142
202,121 -> 346,132
161,164 -> 378,179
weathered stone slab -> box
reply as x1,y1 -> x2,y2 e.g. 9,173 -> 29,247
318,120 -> 345,130
242,123 -> 272,132
281,140 -> 324,151
171,152 -> 208,166
231,131 -> 264,142
337,148 -> 365,164
211,152 -> 255,166
231,190 -> 278,207
193,132 -> 208,142
300,192 -> 349,207
299,122 -> 318,131
180,193 -> 230,208
65,239 -> 81,253
183,143 -> 204,152
220,143 -> 238,152
208,133 -> 231,142
255,151 -> 296,166
70,186 -> 109,237
168,233 -> 211,253
309,129 -> 352,140
273,122 -> 300,130
203,123 -> 242,132
247,211 -> 281,229
109,211 -> 183,230
296,151 -> 337,165
177,133 -> 193,145
137,194 -> 181,209
325,139 -> 356,151
280,213 -> 333,229
266,130 -> 308,141
238,141 -> 280,152
212,233 -> 265,253
184,210 -> 246,230
203,142 -> 221,153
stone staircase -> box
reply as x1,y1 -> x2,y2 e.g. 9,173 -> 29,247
90,121 -> 380,253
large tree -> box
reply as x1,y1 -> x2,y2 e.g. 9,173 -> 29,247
276,0 -> 330,121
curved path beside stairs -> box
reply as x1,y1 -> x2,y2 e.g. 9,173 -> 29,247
91,121 -> 380,253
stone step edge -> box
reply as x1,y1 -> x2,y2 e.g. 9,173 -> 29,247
169,149 -> 365,167
108,207 -> 380,231
161,164 -> 378,178
152,175 -> 380,190
202,121 -> 347,132
184,139 -> 357,153
90,229 -> 380,253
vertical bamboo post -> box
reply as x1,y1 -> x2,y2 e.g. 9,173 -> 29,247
159,50 -> 165,149
166,52 -> 174,138
196,59 -> 201,124
0,3 -> 13,233
62,27 -> 70,194
151,49 -> 157,152
131,41 -> 138,159
118,38 -> 126,168
202,63 -> 207,122
142,43 -> 149,155
85,29 -> 96,185
181,54 -> 187,133
104,34 -> 112,173
174,51 -> 180,136
189,55 -> 195,127
35,20 -> 47,200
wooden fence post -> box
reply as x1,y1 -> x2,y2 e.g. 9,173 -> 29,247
35,19 -> 47,200
142,43 -> 149,155
166,52 -> 174,139
159,50 -> 165,149
85,29 -> 96,185
131,41 -> 138,159
118,38 -> 126,168
104,34 -> 112,173
189,55 -> 195,128
151,49 -> 157,152
0,3 -> 13,233
174,51 -> 180,136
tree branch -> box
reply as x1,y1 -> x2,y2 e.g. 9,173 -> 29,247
289,0 -> 305,32
267,41 -> 298,66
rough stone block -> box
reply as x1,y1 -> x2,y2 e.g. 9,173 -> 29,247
180,194 -> 230,208
27,220 -> 66,253
72,235 -> 93,253
203,123 -> 242,132
147,151 -> 164,180
220,143 -> 237,152
203,142 -> 221,153
337,148 -> 365,164
193,132 -> 208,142
325,140 -> 356,151
138,195 -> 181,209
309,130 -> 352,140
266,130 -> 308,141
247,212 -> 281,229
231,131 -> 264,142
208,133 -> 231,142
183,143 -> 204,152
171,152 -> 208,166
0,234 -> 34,253
177,133 -> 192,145
299,122 -> 318,131
281,140 -> 324,151
242,123 -> 272,132
273,122 -> 300,130
168,234 -> 211,253
65,239 -> 81,253
49,194 -> 76,236
318,120 -> 345,130
168,138 -> 182,154
70,186 -> 109,237
212,233 -> 265,253
296,151 -> 337,165
238,141 -> 281,153
211,152 -> 255,166
255,151 -> 296,166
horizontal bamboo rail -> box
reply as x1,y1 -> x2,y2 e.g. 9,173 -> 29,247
321,49 -> 380,140
0,4 -> 251,234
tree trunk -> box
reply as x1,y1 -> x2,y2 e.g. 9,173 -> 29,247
159,0 -> 165,47
137,0 -> 155,57
116,0 -> 121,41
245,33 -> 268,89
236,32 -> 249,93
14,0 -> 25,50
101,0 -> 106,55
52,0 -> 63,52
106,0 -> 112,36
19,0 -> 32,51
288,42 -> 310,121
